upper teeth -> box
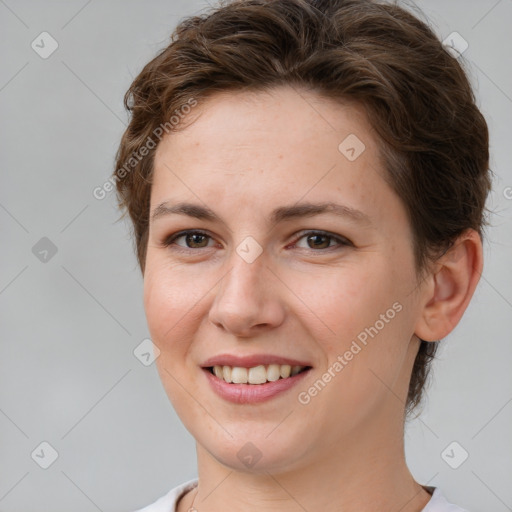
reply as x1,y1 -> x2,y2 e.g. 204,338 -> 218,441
212,364 -> 306,384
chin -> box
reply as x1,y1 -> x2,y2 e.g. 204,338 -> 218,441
196,427 -> 311,474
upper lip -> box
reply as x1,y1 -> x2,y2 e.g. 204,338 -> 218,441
201,353 -> 312,368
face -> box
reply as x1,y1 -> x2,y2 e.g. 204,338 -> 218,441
144,86 -> 425,473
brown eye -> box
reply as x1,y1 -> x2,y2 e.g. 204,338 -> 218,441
306,233 -> 331,249
185,232 -> 210,248
163,230 -> 215,250
294,230 -> 352,251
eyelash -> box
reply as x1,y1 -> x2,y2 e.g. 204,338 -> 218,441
161,229 -> 353,253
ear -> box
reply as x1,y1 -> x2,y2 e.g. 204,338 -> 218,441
414,229 -> 484,342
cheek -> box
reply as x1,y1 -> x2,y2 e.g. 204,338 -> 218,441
143,263 -> 204,400
143,262 -> 203,413
289,259 -> 398,351
297,257 -> 412,390
143,258 -> 207,340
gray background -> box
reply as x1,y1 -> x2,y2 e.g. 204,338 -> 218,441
1,0 -> 511,511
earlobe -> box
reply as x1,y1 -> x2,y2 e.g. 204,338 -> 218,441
414,229 -> 483,342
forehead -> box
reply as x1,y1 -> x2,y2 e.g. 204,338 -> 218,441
156,86 -> 373,158
150,86 -> 404,232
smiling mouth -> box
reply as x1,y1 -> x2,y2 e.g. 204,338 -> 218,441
207,364 -> 312,385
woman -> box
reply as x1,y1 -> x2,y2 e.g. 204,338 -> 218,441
113,0 -> 490,510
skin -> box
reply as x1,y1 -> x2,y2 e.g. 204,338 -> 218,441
143,86 -> 483,512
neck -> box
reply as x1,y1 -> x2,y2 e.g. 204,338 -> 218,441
180,405 -> 431,512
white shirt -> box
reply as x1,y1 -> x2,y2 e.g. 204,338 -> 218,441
133,478 -> 469,511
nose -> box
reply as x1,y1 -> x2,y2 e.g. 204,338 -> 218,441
208,252 -> 286,337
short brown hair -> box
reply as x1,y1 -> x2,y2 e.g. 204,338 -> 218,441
113,0 -> 491,416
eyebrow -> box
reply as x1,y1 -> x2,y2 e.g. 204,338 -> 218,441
150,200 -> 373,227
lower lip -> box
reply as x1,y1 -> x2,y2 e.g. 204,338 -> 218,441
202,367 -> 312,404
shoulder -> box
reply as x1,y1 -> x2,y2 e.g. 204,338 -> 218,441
131,478 -> 199,512
422,487 -> 470,512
